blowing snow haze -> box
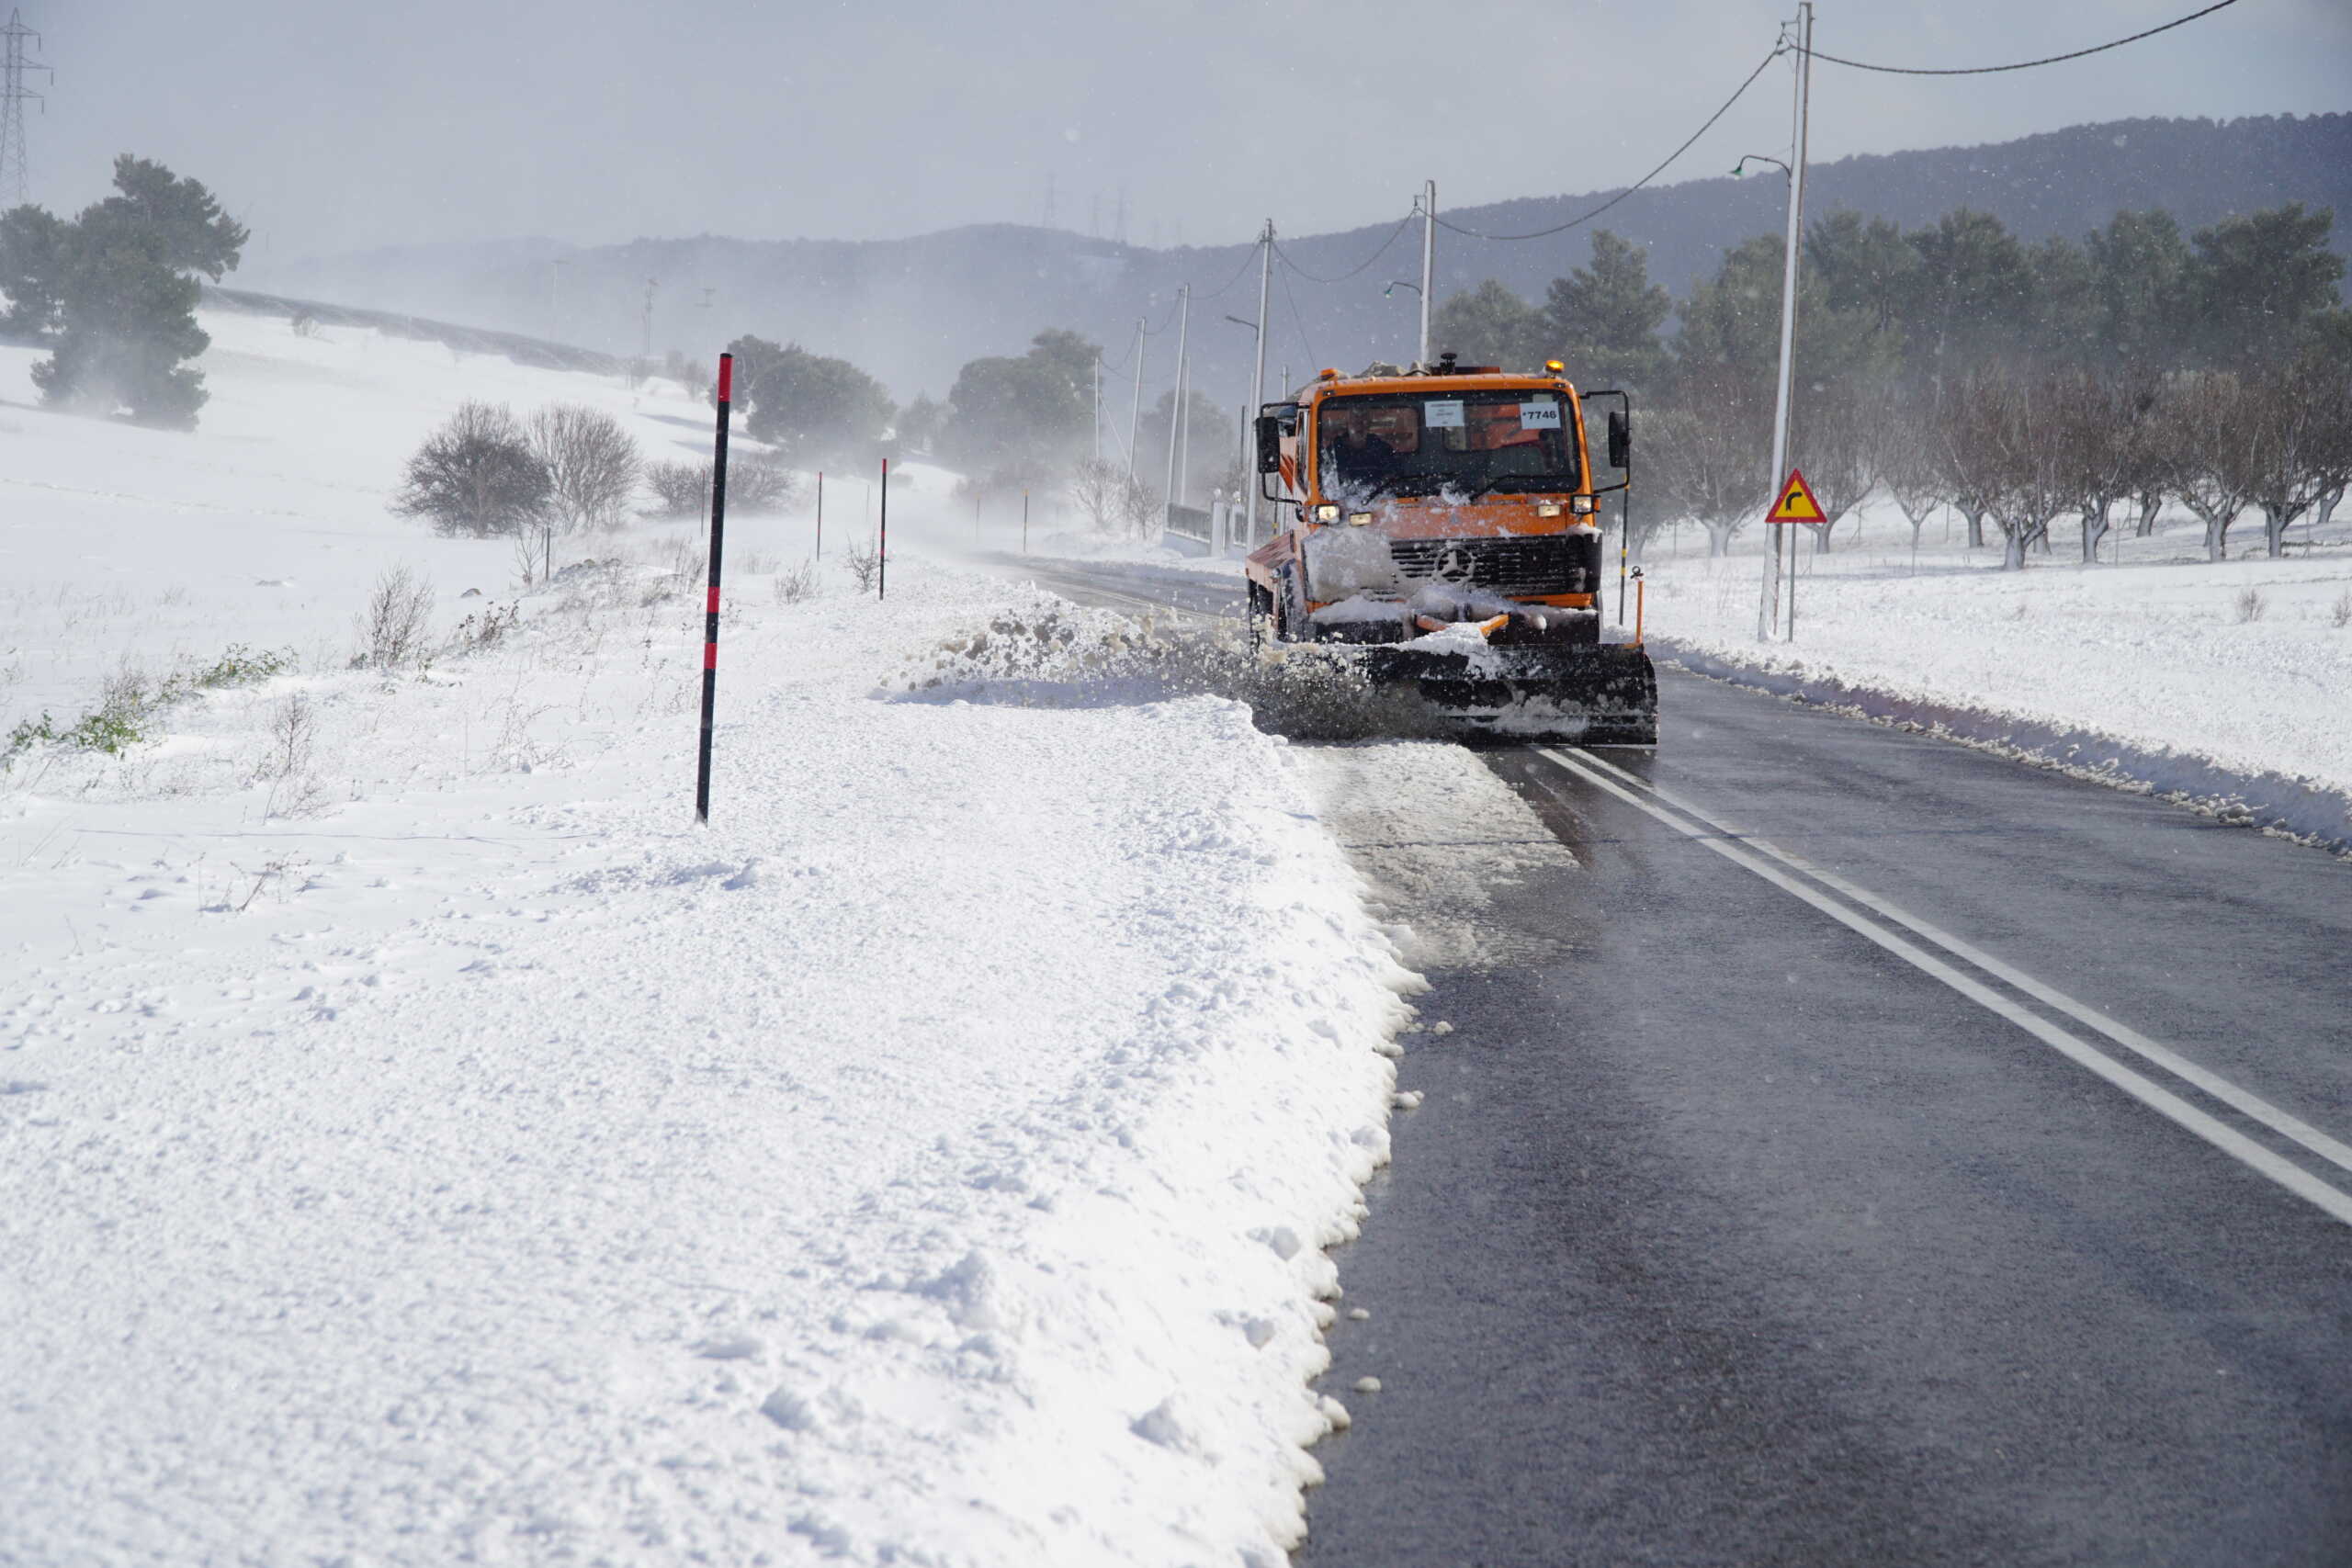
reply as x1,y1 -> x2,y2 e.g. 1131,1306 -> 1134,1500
31,0 -> 2350,250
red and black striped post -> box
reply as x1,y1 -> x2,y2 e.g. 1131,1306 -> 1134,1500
877,457 -> 889,600
694,351 -> 733,823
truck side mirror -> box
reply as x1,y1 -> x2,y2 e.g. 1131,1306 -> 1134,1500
1608,411 -> 1631,469
1255,414 -> 1283,476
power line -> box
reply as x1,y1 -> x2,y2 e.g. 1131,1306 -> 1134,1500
1435,46 -> 1783,243
1799,0 -> 2242,75
1270,209 -> 1419,284
1189,241 -> 1266,304
1277,264 -> 1317,378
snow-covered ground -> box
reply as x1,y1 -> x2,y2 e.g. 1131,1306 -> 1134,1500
0,312 -> 1526,1563
1631,506 -> 2352,805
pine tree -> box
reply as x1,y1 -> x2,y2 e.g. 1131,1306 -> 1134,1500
24,156 -> 246,429
2085,209 -> 2194,372
1539,232 -> 1670,395
1429,279 -> 1541,370
2188,203 -> 2343,371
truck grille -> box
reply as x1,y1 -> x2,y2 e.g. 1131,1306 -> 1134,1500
1389,536 -> 1588,597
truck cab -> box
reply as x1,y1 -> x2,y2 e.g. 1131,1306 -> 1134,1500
1245,358 -> 1630,648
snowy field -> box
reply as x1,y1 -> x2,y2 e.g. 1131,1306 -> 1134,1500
1630,506 -> 2352,807
0,312 -> 1568,1563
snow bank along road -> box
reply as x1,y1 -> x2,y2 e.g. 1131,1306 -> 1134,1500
0,555 -> 1459,1566
1017,556 -> 2352,1565
3,310 -> 1471,1564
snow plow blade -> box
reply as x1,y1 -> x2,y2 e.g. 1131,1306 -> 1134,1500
1361,642 -> 1659,746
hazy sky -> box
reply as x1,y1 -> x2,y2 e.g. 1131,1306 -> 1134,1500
18,0 -> 2352,264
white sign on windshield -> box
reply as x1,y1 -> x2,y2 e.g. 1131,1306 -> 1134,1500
1424,400 -> 1465,429
1520,398 -> 1562,429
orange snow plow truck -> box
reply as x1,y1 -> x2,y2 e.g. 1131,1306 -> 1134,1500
1243,353 -> 1657,745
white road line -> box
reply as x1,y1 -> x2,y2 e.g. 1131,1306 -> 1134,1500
1566,748 -> 2352,1183
1533,746 -> 2352,1230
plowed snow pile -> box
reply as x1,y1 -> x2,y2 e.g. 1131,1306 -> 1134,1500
0,315 -> 1416,1564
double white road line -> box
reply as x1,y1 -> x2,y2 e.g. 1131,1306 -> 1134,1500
1537,745 -> 2352,1229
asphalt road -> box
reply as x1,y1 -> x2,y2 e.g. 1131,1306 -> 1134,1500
994,555 -> 2352,1565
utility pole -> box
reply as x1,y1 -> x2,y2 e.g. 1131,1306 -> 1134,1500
1175,348 -> 1192,510
1244,220 -> 1273,550
1757,3 -> 1812,643
1161,284 -> 1189,523
639,277 -> 658,386
1126,316 -> 1146,480
1,8 -> 51,207
1418,178 -> 1436,367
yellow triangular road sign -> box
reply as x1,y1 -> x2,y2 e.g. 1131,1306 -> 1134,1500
1766,467 -> 1827,525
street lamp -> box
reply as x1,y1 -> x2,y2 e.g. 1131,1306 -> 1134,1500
1731,153 -> 1791,179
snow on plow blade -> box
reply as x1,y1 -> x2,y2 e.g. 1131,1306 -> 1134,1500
1361,642 -> 1659,746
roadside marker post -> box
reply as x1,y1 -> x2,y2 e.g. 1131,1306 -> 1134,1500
694,351 -> 733,824
815,470 -> 823,559
877,458 -> 890,601
1022,490 -> 1030,555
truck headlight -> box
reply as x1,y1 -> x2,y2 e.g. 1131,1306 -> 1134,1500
1536,502 -> 1563,518
1349,512 -> 1374,526
1571,495 -> 1596,514
1312,503 -> 1340,523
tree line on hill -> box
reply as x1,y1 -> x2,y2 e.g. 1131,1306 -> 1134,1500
1433,202 -> 2352,567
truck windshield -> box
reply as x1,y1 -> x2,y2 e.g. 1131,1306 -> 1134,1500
1317,390 -> 1580,502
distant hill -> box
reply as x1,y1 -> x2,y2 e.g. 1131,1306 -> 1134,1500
240,113 -> 2352,412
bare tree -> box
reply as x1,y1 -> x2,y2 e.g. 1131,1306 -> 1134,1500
391,401 -> 549,538
1791,387 -> 1872,555
2048,368 -> 2161,563
645,459 -> 711,519
2158,373 -> 2260,563
1930,378 -> 2017,558
2240,349 -> 2352,558
1871,393 -> 1946,558
1648,388 -> 1770,558
1066,458 -> 1127,533
528,404 -> 642,534
1945,375 -> 2070,570
729,458 -> 803,515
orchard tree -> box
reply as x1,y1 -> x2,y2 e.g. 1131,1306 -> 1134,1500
2046,369 -> 2161,562
2155,374 -> 2259,562
2240,346 -> 2352,557
1647,374 -> 1770,558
